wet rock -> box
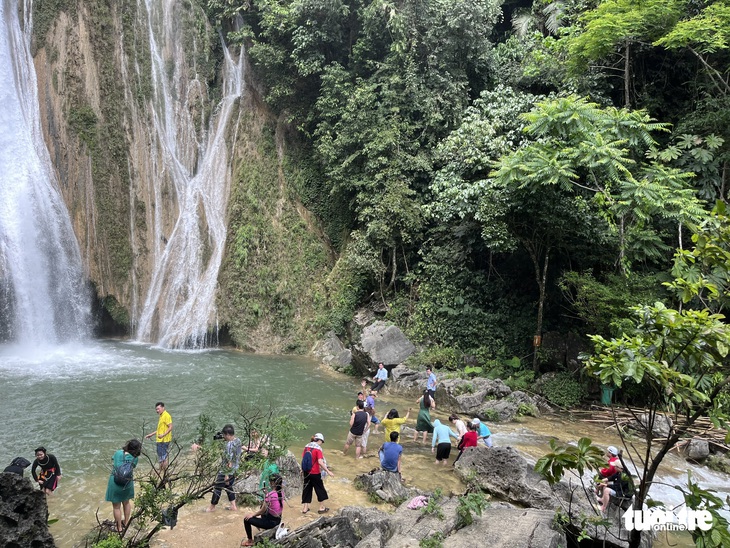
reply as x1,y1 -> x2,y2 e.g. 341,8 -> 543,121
0,473 -> 56,547
357,322 -> 416,367
477,399 -> 520,422
679,439 -> 710,462
311,331 -> 352,372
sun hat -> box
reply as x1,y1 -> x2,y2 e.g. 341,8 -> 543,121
607,446 -> 619,456
472,418 -> 481,425
314,433 -> 325,442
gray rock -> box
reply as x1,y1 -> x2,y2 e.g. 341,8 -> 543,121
444,508 -> 562,548
0,473 -> 56,547
633,413 -> 673,438
478,399 -> 519,422
311,331 -> 352,372
358,322 -> 416,366
354,469 -> 418,503
453,446 -> 560,510
680,439 -> 710,461
233,453 -> 302,501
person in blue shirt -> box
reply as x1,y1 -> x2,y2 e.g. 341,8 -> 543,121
379,432 -> 403,476
472,418 -> 493,448
426,367 -> 437,398
431,419 -> 458,465
366,363 -> 388,392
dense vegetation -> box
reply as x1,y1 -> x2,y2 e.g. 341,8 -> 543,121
201,0 -> 729,384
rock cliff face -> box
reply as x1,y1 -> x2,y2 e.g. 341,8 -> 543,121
30,1 -> 331,350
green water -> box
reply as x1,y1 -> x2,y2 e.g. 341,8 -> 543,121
2,340 -> 727,547
0,340 -> 362,546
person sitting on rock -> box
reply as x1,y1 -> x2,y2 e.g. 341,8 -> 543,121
362,363 -> 388,393
379,432 -> 403,478
595,446 -> 630,514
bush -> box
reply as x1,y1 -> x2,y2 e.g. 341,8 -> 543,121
537,372 -> 588,408
407,346 -> 463,371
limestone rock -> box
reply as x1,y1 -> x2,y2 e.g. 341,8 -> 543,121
311,331 -> 352,372
358,322 -> 416,366
633,413 -> 673,438
680,439 -> 710,462
0,473 -> 56,547
354,469 -> 419,504
445,508 -> 562,548
233,453 -> 302,501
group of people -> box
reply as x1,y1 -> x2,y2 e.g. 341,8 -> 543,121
3,447 -> 63,495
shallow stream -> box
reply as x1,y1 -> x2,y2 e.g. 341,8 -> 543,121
1,341 -> 727,547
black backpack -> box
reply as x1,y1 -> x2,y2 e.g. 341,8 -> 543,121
301,448 -> 314,474
113,461 -> 134,487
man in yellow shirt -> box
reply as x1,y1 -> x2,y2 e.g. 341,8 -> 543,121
145,402 -> 173,470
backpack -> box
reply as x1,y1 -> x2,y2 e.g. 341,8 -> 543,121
113,461 -> 134,487
301,448 -> 314,473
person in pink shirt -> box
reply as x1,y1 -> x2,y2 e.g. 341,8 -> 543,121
242,473 -> 284,546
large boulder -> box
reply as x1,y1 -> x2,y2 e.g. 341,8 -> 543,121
357,322 -> 416,367
632,413 -> 673,438
233,453 -> 302,501
0,473 -> 56,547
453,446 -> 561,510
311,331 -> 352,373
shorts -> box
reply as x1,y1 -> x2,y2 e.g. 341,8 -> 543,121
157,442 -> 170,462
436,443 -> 452,461
482,435 -> 493,448
346,432 -> 364,448
370,416 -> 380,424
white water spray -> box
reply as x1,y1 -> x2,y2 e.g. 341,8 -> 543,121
0,0 -> 91,345
134,0 -> 244,348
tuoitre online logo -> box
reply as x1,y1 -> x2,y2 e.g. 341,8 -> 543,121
622,508 -> 713,532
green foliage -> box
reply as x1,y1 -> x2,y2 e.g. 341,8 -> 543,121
455,492 -> 489,529
407,347 -> 463,372
517,402 -> 539,417
534,437 -> 605,485
420,488 -> 445,520
537,371 -> 588,408
559,271 -> 669,338
484,357 -> 535,393
419,532 -> 445,548
91,535 -> 124,548
674,472 -> 730,548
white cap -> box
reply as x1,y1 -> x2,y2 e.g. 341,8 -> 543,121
472,418 -> 481,425
607,446 -> 619,456
314,433 -> 325,442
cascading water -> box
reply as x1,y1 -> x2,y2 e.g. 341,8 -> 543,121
0,0 -> 91,346
133,0 -> 244,349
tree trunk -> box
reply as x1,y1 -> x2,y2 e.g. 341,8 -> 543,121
624,39 -> 631,109
532,247 -> 550,374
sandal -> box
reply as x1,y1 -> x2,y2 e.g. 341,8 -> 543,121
317,507 -> 330,514
302,508 -> 310,514
240,539 -> 254,547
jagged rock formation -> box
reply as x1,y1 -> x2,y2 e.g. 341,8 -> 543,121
0,473 -> 56,547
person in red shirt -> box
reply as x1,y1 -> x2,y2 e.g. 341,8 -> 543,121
453,422 -> 479,465
301,433 -> 334,514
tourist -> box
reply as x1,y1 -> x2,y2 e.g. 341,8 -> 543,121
453,422 -> 479,465
105,439 -> 141,533
351,392 -> 366,414
207,424 -> 242,512
242,473 -> 284,546
343,400 -> 370,459
448,414 -> 467,442
3,456 -> 31,476
301,433 -> 333,514
426,367 -> 437,398
364,362 -> 388,392
244,428 -> 269,459
365,390 -> 381,433
431,419 -> 458,465
381,408 -> 411,442
145,402 -> 173,471
596,446 -> 629,514
31,447 -> 62,494
472,418 -> 493,447
379,431 -> 403,476
413,390 -> 436,443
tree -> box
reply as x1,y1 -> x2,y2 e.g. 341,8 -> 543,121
537,202 -> 730,548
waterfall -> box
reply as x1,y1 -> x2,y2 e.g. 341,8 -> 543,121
133,0 -> 244,349
0,0 -> 91,345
